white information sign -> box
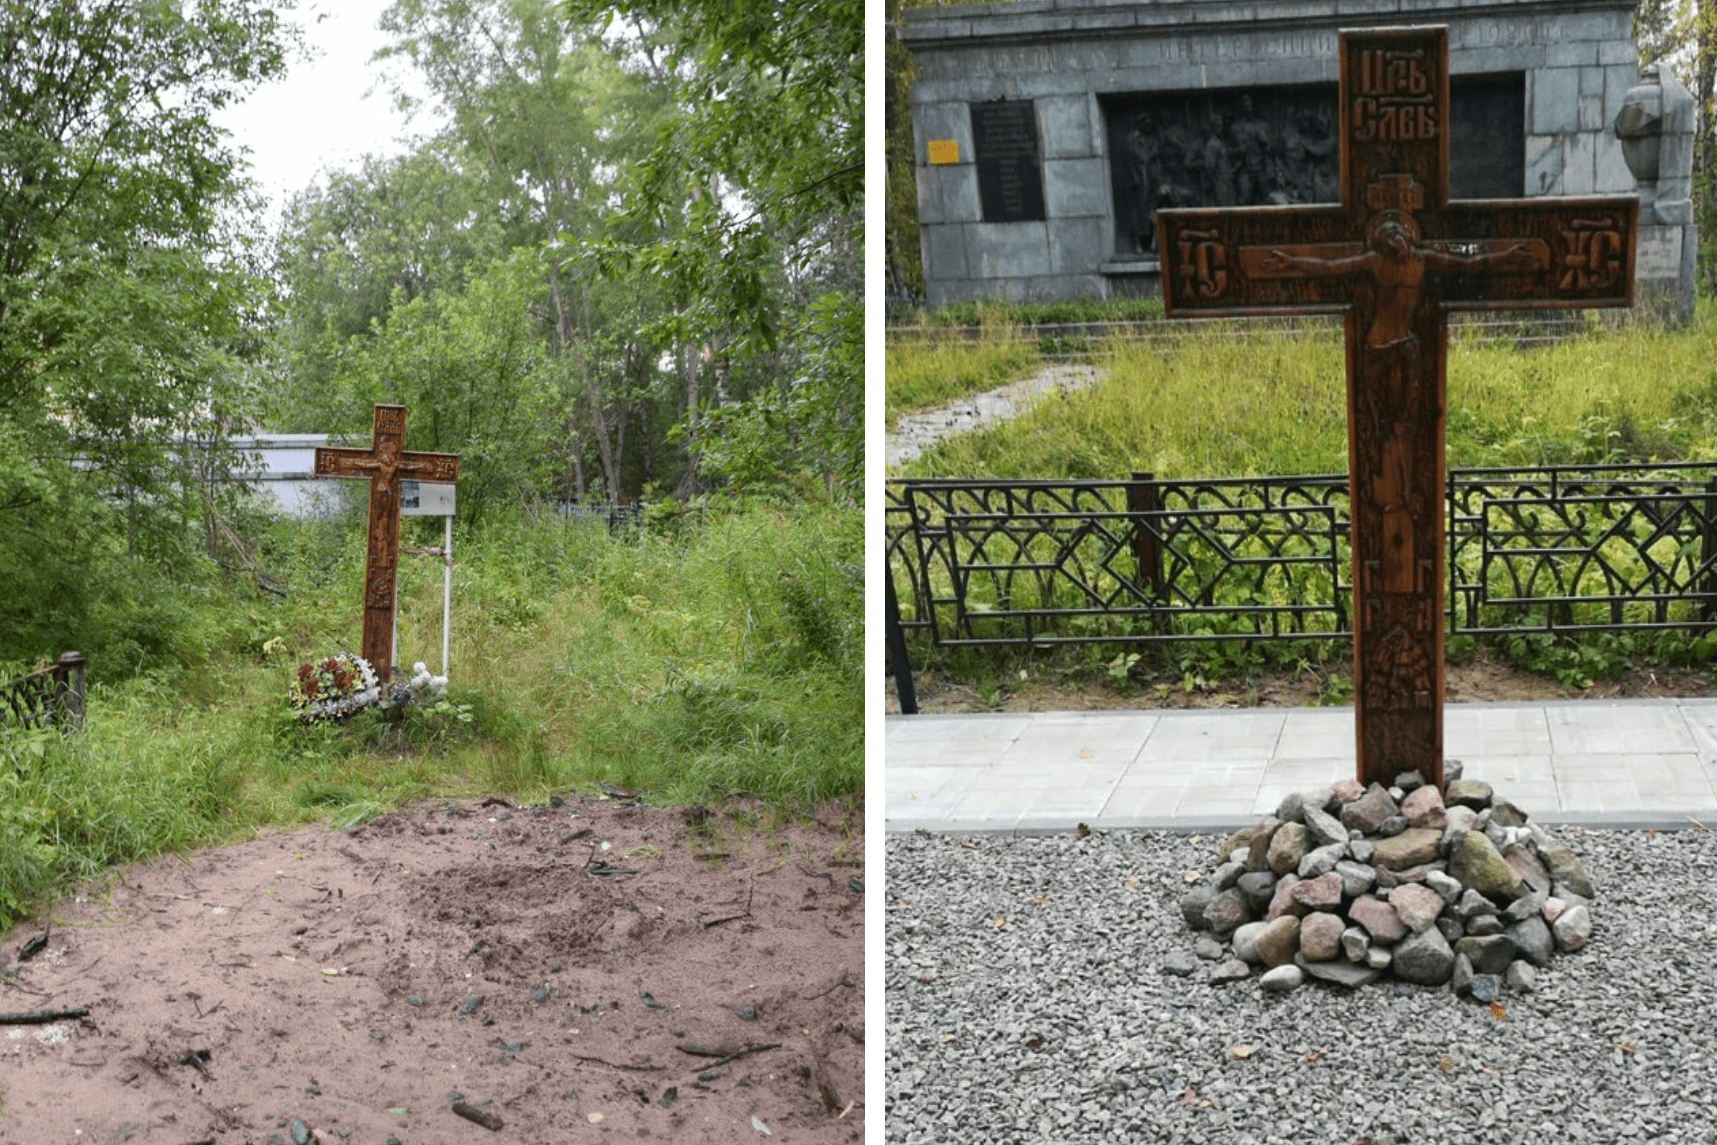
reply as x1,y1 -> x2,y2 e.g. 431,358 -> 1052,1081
400,480 -> 456,517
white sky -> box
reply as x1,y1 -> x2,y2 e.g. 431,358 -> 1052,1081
215,0 -> 437,219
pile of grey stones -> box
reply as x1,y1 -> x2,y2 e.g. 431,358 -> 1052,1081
1173,763 -> 1595,1001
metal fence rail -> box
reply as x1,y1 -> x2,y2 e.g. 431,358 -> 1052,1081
887,463 -> 1717,656
1,652 -> 86,734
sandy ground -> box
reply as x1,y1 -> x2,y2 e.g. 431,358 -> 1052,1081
0,794 -> 864,1144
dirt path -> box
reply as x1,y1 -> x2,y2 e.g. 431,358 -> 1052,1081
887,364 -> 1097,469
0,795 -> 864,1144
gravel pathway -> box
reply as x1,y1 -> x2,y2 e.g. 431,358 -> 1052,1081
887,364 -> 1098,469
887,826 -> 1717,1144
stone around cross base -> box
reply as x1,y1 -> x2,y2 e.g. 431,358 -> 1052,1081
1348,837 -> 1375,863
1273,791 -> 1310,825
1451,951 -> 1475,996
1394,769 -> 1426,793
1181,885 -> 1217,929
1290,872 -> 1344,910
1537,840 -> 1596,899
1388,883 -> 1444,934
1465,915 -> 1505,937
1329,778 -> 1365,805
1445,779 -> 1494,811
1450,830 -> 1528,904
1267,822 -> 1311,875
1341,784 -> 1400,834
1391,926 -> 1456,986
1194,935 -> 1224,961
1552,904 -> 1593,952
1371,828 -> 1443,871
1366,946 -> 1392,971
1245,818 -> 1280,872
1300,911 -> 1345,961
1507,915 -> 1554,968
1231,921 -> 1268,964
1503,885 -> 1550,925
1375,815 -> 1408,838
1238,870 -> 1277,914
1401,785 -> 1448,830
1302,805 -> 1348,848
1348,896 -> 1406,944
1202,888 -> 1251,937
1219,822 -> 1267,864
1445,759 -> 1465,784
1260,964 -> 1304,993
1455,934 -> 1518,976
1254,915 -> 1301,967
1502,843 -> 1551,892
1341,926 -> 1370,963
1425,869 -> 1462,905
1490,799 -> 1530,828
1298,842 -> 1348,879
1295,952 -> 1382,988
1506,960 -> 1539,993
1468,974 -> 1502,1003
1212,860 -> 1246,891
1334,859 -> 1376,898
1265,875 -> 1304,921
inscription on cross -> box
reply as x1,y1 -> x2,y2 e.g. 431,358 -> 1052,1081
315,405 -> 460,683
1158,26 -> 1636,791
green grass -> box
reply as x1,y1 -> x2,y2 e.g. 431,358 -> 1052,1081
0,498 -> 861,932
885,324 -> 1042,424
900,302 -> 1717,479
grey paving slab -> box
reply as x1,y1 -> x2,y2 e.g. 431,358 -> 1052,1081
885,698 -> 1717,833
1545,702 -> 1697,755
1447,704 -> 1552,757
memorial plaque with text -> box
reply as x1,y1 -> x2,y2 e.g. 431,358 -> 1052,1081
971,100 -> 1046,223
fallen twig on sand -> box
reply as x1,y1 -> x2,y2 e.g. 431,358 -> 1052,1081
0,1007 -> 88,1025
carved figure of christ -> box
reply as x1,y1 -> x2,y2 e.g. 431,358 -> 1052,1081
314,405 -> 460,683
1156,25 -> 1636,791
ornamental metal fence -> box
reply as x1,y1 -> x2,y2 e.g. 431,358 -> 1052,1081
0,652 -> 86,734
885,464 -> 1717,701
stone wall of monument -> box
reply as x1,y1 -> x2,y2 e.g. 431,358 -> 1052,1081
901,0 -> 1642,306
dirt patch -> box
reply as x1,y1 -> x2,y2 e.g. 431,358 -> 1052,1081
0,795 -> 864,1144
888,646 -> 1712,713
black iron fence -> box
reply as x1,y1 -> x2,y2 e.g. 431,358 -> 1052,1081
887,463 -> 1717,671
1,652 -> 86,734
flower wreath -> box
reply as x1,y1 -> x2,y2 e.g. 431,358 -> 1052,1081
289,653 -> 381,722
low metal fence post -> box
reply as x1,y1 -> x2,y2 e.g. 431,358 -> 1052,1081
55,651 -> 85,730
885,572 -> 918,715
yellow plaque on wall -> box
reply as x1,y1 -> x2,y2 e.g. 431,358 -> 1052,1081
926,139 -> 959,165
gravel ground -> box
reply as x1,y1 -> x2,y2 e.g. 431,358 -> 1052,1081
886,826 -> 1717,1144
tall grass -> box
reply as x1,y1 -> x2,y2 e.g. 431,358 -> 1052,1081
901,303 -> 1717,479
0,498 -> 860,930
886,325 -> 1041,424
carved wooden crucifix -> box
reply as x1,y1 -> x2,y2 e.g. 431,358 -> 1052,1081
315,405 -> 460,683
1157,26 -> 1636,791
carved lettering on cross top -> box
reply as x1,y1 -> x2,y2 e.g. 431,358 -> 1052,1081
315,405 -> 459,683
1157,25 -> 1637,791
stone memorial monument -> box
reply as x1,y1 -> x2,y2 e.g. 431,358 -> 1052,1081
1614,63 -> 1698,322
900,0 -> 1648,307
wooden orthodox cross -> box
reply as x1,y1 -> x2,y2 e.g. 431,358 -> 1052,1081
314,405 -> 460,683
1157,26 -> 1636,791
